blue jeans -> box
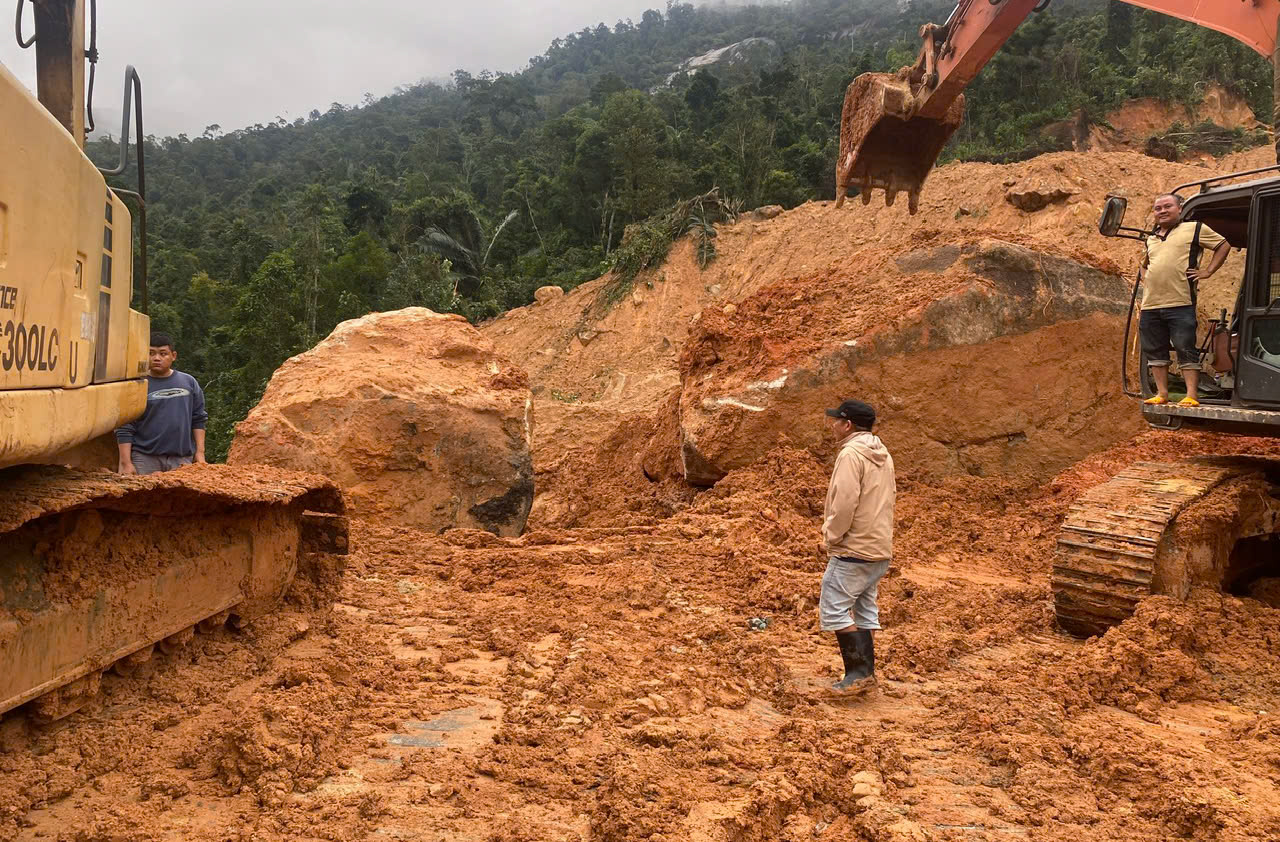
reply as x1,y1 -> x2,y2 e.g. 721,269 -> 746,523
1140,305 -> 1200,370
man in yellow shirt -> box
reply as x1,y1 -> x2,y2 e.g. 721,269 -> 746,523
1139,193 -> 1230,407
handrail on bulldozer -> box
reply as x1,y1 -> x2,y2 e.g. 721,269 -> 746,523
1171,164 -> 1280,197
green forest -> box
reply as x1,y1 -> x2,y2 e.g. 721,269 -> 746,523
88,0 -> 1273,458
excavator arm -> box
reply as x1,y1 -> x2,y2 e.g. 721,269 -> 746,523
836,0 -> 1280,213
1121,1 -> 1276,58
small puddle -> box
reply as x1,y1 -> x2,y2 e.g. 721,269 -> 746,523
387,712 -> 469,747
381,697 -> 504,753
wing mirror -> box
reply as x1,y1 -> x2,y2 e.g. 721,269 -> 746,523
1099,196 -> 1128,237
1097,195 -> 1146,241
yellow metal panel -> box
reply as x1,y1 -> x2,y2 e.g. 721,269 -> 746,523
1,57 -> 148,465
0,59 -> 142,392
0,379 -> 145,468
127,307 -> 149,379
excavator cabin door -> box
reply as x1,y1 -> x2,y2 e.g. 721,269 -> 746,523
1236,187 -> 1280,406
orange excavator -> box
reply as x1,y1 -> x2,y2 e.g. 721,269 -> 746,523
836,0 -> 1280,213
838,1 -> 1280,638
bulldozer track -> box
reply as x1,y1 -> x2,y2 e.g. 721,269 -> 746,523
0,464 -> 348,722
0,463 -> 345,530
1052,458 -> 1280,637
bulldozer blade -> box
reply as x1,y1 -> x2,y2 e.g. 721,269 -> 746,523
834,72 -> 965,214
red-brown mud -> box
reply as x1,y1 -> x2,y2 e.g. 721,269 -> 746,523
5,148 -> 1280,841
5,430 -> 1278,840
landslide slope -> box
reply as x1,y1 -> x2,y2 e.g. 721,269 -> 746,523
484,148 -> 1270,517
9,152 -> 1280,842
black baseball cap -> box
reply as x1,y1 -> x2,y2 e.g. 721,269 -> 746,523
825,399 -> 876,427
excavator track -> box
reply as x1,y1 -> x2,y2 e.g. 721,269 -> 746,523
0,463 -> 348,722
1053,458 -> 1280,637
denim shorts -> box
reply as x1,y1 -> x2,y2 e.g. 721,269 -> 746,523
130,453 -> 193,475
1140,305 -> 1200,370
819,557 -> 890,631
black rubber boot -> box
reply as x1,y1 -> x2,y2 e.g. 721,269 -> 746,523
832,629 -> 877,693
855,629 -> 875,684
832,629 -> 872,692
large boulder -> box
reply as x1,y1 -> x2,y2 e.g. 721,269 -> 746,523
534,285 -> 564,304
677,240 -> 1140,485
229,308 -> 534,535
1004,179 -> 1078,212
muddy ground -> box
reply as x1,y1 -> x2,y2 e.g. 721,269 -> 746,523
6,146 -> 1280,840
3,433 -> 1280,841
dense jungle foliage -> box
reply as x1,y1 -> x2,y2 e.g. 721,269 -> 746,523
87,0 -> 1273,457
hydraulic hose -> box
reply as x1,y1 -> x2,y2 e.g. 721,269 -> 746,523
85,0 -> 98,132
1121,273 -> 1141,399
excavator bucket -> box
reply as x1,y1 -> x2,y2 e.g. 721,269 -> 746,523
834,73 -> 965,214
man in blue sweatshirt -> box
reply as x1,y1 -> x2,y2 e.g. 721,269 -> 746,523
116,332 -> 208,475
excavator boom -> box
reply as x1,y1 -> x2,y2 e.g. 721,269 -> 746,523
918,0 -> 1043,121
1122,0 -> 1277,59
837,0 -> 1280,212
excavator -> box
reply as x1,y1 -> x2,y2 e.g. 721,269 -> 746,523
837,0 -> 1280,213
0,0 -> 349,722
837,0 -> 1280,636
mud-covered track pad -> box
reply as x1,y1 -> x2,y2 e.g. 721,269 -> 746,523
1051,459 -> 1271,637
0,464 -> 347,719
0,463 -> 345,529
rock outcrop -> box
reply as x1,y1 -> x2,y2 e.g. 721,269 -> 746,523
1005,179 -> 1078,211
665,37 -> 780,85
677,240 -> 1138,485
229,308 -> 534,535
534,285 -> 564,304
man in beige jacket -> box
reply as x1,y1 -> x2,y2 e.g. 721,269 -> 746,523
820,398 -> 895,693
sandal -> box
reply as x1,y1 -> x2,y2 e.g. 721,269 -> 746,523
1143,395 -> 1168,405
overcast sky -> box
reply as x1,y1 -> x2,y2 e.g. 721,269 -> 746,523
1,0 -> 666,138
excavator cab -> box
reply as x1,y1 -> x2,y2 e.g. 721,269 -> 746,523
1099,169 -> 1280,433
1053,177 -> 1280,639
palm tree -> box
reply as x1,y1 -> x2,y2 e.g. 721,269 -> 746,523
420,207 -> 519,298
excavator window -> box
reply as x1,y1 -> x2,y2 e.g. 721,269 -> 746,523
1183,199 -> 1250,249
1254,326 -> 1280,366
1265,204 -> 1280,310
1247,198 -> 1280,368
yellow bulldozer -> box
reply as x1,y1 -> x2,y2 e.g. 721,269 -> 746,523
838,0 -> 1280,635
1,0 -> 348,722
